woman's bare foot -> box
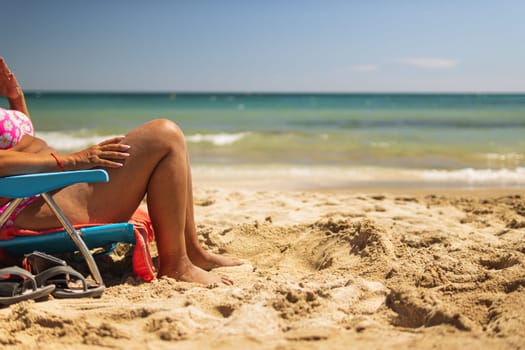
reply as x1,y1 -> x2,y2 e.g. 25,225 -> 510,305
189,250 -> 244,271
159,256 -> 233,286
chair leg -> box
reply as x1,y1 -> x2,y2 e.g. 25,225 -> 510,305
41,193 -> 105,286
0,198 -> 24,228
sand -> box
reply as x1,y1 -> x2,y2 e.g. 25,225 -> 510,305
0,180 -> 524,349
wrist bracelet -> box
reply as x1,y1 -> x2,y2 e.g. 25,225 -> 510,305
50,153 -> 65,171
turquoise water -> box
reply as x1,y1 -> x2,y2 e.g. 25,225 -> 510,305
5,92 -> 525,187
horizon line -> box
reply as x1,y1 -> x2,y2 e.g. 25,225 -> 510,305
23,90 -> 525,95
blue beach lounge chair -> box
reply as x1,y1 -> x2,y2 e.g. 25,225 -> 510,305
0,170 -> 135,288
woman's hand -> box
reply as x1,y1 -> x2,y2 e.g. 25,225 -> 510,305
67,136 -> 131,170
0,57 -> 30,117
0,57 -> 23,100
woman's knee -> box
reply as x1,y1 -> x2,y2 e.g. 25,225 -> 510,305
140,119 -> 187,149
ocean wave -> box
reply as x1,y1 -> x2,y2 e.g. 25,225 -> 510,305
192,165 -> 525,187
417,167 -> 525,184
37,131 -> 250,151
186,132 -> 249,146
38,131 -> 117,152
483,153 -> 524,161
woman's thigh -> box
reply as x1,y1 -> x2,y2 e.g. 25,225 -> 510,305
13,119 -> 183,229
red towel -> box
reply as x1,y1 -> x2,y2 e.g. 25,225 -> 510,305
0,207 -> 157,282
127,207 -> 156,282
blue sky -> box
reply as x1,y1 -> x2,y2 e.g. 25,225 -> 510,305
1,0 -> 524,92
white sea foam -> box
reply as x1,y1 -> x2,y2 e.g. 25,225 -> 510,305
37,131 -> 117,152
484,153 -> 524,161
192,165 -> 525,189
415,167 -> 525,185
186,132 -> 249,146
37,131 -> 249,151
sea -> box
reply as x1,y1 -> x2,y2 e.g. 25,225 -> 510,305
12,92 -> 525,189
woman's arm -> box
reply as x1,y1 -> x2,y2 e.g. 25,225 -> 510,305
0,57 -> 30,118
0,135 -> 60,176
0,150 -> 62,177
0,136 -> 131,177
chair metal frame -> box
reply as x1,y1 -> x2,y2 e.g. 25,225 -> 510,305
0,169 -> 123,286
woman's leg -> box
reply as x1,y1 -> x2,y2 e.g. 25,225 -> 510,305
15,119 -> 234,284
182,151 -> 243,270
140,120 -> 221,284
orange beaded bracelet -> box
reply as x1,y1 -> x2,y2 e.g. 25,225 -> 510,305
50,153 -> 65,171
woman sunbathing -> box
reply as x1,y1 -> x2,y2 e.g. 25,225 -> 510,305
0,57 -> 242,285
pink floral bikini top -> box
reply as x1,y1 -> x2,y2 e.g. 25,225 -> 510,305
0,107 -> 34,149
0,107 -> 36,229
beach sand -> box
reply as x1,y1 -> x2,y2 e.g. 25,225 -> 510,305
0,175 -> 524,349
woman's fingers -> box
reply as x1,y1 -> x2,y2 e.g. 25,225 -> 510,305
73,136 -> 133,169
91,152 -> 127,168
99,150 -> 130,160
98,136 -> 126,146
97,158 -> 126,168
0,59 -> 23,100
99,144 -> 131,159
100,142 -> 131,151
0,61 -> 14,83
0,58 -> 10,76
93,141 -> 131,167
97,137 -> 131,162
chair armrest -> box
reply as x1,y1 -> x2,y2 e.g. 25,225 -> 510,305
0,169 -> 109,198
